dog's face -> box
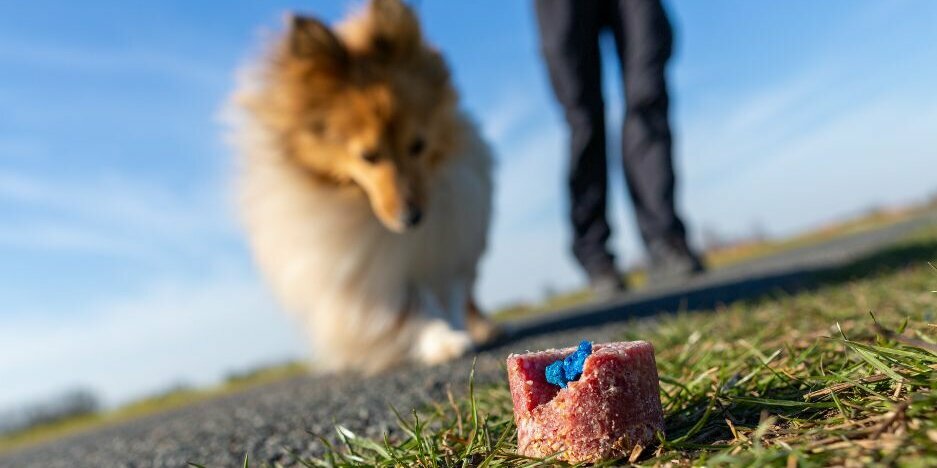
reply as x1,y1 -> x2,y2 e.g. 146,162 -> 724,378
254,0 -> 458,232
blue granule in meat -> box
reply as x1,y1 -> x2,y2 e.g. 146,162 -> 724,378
545,340 -> 593,388
545,360 -> 566,388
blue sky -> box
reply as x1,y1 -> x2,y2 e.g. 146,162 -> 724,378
2,0 -> 936,409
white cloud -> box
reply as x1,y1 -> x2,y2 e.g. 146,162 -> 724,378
478,91 -> 537,145
0,169 -> 236,261
681,91 -> 937,240
0,40 -> 225,89
0,221 -> 151,258
672,1 -> 937,240
720,69 -> 832,137
0,270 -> 304,409
0,165 -> 306,411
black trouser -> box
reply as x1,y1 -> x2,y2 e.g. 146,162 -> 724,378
535,0 -> 687,277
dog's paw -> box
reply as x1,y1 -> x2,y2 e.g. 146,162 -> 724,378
468,314 -> 502,345
415,320 -> 473,366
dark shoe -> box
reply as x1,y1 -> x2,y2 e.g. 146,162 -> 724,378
646,238 -> 705,284
588,269 -> 627,301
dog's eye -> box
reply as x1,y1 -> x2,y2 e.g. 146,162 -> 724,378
409,137 -> 426,157
361,150 -> 380,165
308,119 -> 327,136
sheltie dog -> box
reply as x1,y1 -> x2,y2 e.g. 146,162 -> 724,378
228,0 -> 497,373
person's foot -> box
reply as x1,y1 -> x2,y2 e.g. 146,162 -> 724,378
588,269 -> 627,301
646,237 -> 705,284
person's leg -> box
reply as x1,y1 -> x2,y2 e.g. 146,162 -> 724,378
609,0 -> 702,277
535,0 -> 621,285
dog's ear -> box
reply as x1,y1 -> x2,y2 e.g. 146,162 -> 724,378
285,14 -> 349,74
365,0 -> 422,63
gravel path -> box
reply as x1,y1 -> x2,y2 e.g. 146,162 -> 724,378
4,212 -> 936,467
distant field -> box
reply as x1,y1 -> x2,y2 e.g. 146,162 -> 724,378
0,363 -> 306,455
492,205 -> 933,322
304,227 -> 937,466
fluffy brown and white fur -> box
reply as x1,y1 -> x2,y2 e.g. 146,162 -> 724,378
229,0 -> 497,373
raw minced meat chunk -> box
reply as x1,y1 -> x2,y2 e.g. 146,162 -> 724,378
506,341 -> 665,463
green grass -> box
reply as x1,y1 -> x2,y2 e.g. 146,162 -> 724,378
297,231 -> 937,466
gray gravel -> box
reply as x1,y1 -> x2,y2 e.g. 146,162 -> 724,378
3,212 -> 935,468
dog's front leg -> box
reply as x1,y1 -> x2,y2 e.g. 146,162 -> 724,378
443,277 -> 501,345
442,277 -> 469,332
411,285 -> 472,366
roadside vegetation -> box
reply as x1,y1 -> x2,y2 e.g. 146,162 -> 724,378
300,229 -> 937,466
492,204 -> 932,322
0,363 -> 305,454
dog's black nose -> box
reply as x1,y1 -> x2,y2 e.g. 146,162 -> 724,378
403,204 -> 423,227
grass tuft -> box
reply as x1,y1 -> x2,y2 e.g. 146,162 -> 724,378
296,232 -> 937,466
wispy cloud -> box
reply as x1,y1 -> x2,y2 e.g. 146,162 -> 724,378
678,0 -> 937,194
0,40 -> 226,89
0,157 -> 294,412
680,91 -> 937,239
0,169 -> 236,261
478,91 -> 538,145
0,270 -> 303,409
0,221 -> 151,258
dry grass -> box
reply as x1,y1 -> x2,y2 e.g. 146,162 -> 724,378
299,230 -> 937,466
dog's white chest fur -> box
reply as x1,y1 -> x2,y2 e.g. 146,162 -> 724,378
236,114 -> 493,372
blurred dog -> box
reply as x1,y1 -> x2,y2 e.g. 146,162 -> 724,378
229,0 -> 496,373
